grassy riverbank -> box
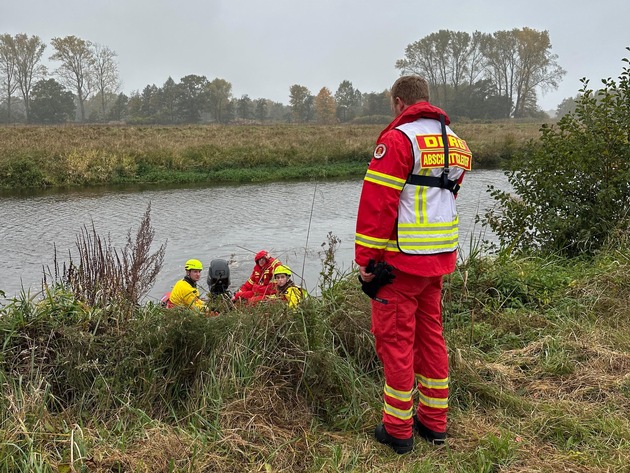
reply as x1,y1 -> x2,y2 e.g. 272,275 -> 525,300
1,238 -> 629,472
0,121 -> 543,190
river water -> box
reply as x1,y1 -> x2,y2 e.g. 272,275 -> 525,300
0,170 -> 508,303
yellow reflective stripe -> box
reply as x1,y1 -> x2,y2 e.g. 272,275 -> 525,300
418,392 -> 448,409
383,402 -> 414,420
399,229 -> 459,238
364,170 -> 406,190
416,374 -> 449,390
355,233 -> 388,249
384,384 -> 413,402
419,171 -> 429,224
399,218 -> 459,230
399,239 -> 459,251
384,242 -> 400,252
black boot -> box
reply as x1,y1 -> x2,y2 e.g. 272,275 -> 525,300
413,415 -> 446,445
374,423 -> 413,454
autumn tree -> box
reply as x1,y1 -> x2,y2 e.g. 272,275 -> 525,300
92,43 -> 120,120
50,35 -> 96,122
10,33 -> 47,123
314,87 -> 337,124
289,84 -> 311,123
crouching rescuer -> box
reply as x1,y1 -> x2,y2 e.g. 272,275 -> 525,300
272,264 -> 307,309
355,75 -> 472,454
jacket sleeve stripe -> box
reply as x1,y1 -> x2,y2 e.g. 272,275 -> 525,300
355,232 -> 388,249
364,169 -> 405,191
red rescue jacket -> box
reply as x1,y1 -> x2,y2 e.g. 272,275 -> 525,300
355,102 -> 468,277
238,257 -> 281,296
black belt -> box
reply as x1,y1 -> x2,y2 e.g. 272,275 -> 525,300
406,173 -> 460,195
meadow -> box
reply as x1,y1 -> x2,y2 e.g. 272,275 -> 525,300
0,121 -> 542,190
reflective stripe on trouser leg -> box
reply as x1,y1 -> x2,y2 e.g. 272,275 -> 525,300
413,275 -> 448,432
371,270 -> 421,439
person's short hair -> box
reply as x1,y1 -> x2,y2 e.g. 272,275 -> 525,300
391,75 -> 430,105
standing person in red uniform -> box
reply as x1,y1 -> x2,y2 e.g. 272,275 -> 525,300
232,250 -> 282,303
355,75 -> 472,454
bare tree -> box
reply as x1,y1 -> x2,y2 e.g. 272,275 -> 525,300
10,33 -> 47,123
482,28 -> 566,117
396,30 -> 485,109
50,35 -> 96,122
92,43 -> 120,120
398,28 -> 565,117
0,34 -> 19,122
513,28 -> 566,117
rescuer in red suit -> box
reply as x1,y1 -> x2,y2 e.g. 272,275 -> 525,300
355,75 -> 472,454
232,250 -> 281,303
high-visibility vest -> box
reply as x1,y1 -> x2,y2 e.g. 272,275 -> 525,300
395,119 -> 472,255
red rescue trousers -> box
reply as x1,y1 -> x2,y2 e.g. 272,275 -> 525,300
371,269 -> 448,438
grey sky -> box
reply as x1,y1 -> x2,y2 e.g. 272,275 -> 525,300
3,0 -> 629,111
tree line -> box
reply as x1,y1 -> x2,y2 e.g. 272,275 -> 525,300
0,28 -> 566,125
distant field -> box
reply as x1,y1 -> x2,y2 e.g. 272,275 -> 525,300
0,121 -> 546,190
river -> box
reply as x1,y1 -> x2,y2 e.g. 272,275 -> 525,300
0,170 -> 508,303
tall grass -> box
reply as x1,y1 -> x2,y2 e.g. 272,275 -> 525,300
1,223 -> 628,471
0,122 -> 543,190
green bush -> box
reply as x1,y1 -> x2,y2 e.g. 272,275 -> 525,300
483,48 -> 630,257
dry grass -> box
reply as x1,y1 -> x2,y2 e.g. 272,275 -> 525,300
0,121 -> 545,189
2,226 -> 628,472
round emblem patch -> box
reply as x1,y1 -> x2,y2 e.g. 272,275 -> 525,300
373,143 -> 387,159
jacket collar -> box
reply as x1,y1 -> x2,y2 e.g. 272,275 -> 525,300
378,101 -> 449,142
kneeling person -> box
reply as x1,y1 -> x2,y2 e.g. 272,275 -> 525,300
273,265 -> 307,309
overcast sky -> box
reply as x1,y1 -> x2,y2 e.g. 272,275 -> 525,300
3,0 -> 629,111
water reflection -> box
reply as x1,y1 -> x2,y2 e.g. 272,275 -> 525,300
0,170 -> 508,302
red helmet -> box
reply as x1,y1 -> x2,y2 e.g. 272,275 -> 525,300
254,250 -> 269,263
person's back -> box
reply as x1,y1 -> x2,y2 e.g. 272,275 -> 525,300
355,75 -> 472,454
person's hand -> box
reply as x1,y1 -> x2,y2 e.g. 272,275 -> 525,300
359,265 -> 375,282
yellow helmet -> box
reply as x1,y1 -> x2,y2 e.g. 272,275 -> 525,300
273,264 -> 292,277
184,259 -> 203,271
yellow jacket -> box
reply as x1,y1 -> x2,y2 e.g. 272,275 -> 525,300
169,277 -> 205,310
278,283 -> 307,309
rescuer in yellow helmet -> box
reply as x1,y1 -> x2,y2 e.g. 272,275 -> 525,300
168,259 -> 207,311
272,264 -> 307,309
